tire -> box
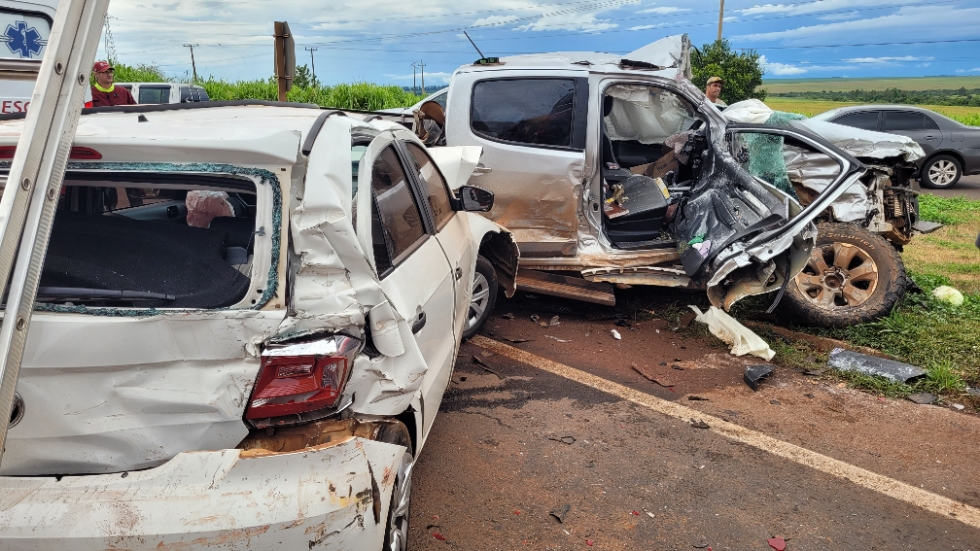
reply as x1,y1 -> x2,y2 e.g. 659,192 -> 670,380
920,154 -> 962,189
781,223 -> 907,327
462,255 -> 498,339
379,423 -> 413,551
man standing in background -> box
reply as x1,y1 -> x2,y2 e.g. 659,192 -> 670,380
90,61 -> 136,106
705,76 -> 727,108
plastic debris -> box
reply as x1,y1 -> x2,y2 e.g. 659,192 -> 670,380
743,364 -> 774,391
586,539 -> 595,547
530,314 -> 540,323
827,348 -> 925,383
549,504 -> 571,523
953,403 -> 966,411
631,510 -> 640,516
907,392 -> 936,405
432,532 -> 446,541
546,335 -> 571,343
931,285 -> 964,306
502,312 -> 515,320
611,329 -> 622,340
690,306 -> 775,361
547,315 -> 561,327
767,537 -> 787,551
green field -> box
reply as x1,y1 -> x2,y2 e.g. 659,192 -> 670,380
762,76 -> 980,94
764,97 -> 980,125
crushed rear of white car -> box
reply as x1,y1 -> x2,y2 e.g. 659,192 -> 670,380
0,102 -> 517,549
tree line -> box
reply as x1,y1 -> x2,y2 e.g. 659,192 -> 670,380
770,88 -> 980,107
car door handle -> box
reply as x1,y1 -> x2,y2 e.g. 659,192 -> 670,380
454,266 -> 463,281
412,311 -> 427,334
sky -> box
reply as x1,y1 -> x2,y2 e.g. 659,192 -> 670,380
96,0 -> 980,86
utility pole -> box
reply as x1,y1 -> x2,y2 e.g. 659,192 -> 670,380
182,43 -> 199,81
304,46 -> 318,86
410,61 -> 418,95
418,59 -> 426,95
717,0 -> 725,42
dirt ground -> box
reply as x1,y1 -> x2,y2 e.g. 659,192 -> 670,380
408,291 -> 980,550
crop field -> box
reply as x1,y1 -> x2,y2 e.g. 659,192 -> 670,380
762,76 -> 980,94
764,97 -> 980,126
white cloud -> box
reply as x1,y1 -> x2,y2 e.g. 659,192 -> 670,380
844,56 -> 935,64
471,14 -> 521,26
516,13 -> 617,32
759,55 -> 857,76
819,10 -> 860,21
734,5 -> 980,45
628,21 -> 683,31
955,68 -> 980,73
759,55 -> 806,75
637,6 -> 689,15
739,0 -> 919,17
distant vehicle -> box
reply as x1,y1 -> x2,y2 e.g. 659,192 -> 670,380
115,82 -> 210,105
813,105 -> 980,189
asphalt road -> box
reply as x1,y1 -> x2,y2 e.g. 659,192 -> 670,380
929,174 -> 980,200
409,292 -> 980,550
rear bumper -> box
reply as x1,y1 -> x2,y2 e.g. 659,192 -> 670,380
0,422 -> 405,550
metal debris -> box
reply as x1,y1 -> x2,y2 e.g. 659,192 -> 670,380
549,504 -> 571,523
827,348 -> 925,383
743,364 -> 774,391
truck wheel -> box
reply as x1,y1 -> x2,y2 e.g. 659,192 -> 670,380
462,255 -> 498,339
781,223 -> 906,327
921,154 -> 961,189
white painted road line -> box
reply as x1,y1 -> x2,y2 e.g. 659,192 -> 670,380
471,335 -> 980,530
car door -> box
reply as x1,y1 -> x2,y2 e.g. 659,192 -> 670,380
445,72 -> 588,258
881,110 -> 942,156
360,136 -> 456,442
400,140 -> 476,342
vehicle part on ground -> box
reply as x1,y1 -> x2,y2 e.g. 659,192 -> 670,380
743,364 -> 774,391
782,223 -> 906,327
921,154 -> 962,189
463,255 -> 498,339
827,347 -> 925,383
690,305 -> 776,361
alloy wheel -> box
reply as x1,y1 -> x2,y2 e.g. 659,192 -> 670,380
794,242 -> 879,309
465,271 -> 491,332
927,159 -> 958,187
385,452 -> 413,551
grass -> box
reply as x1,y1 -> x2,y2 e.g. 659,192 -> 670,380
763,97 -> 980,126
761,76 -> 980,94
201,79 -> 422,111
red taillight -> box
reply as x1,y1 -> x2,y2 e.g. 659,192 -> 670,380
245,335 -> 361,426
0,145 -> 102,160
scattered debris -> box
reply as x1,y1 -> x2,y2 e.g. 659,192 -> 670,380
530,314 -> 540,323
611,329 -> 622,340
432,532 -> 447,542
952,403 -> 966,411
690,306 -> 775,361
907,392 -> 936,405
743,364 -> 774,391
767,537 -> 787,551
646,511 -> 655,519
630,510 -> 640,516
632,364 -> 675,388
803,368 -> 827,377
546,335 -> 571,343
502,336 -> 530,344
689,418 -> 710,429
548,435 -> 577,445
471,355 -> 505,379
672,365 -> 685,371
931,285 -> 964,306
615,318 -> 632,328
549,504 -> 571,523
692,540 -> 709,549
675,311 -> 697,330
769,399 -> 781,405
501,312 -> 515,320
586,539 -> 595,547
539,315 -> 561,327
827,348 -> 925,383
967,387 -> 980,397
687,395 -> 709,401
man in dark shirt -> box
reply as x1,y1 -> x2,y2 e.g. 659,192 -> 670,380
90,61 -> 136,107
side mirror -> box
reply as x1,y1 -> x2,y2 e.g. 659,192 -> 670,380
458,185 -> 494,212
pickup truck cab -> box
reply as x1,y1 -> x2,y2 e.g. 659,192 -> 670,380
116,81 -> 210,104
377,35 -> 922,327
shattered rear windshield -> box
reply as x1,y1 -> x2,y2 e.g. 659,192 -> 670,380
6,172 -> 258,309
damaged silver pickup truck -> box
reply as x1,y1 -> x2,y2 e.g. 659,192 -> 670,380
374,35 -> 925,327
0,102 -> 517,549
